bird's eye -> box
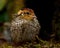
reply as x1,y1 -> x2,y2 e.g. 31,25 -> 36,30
26,12 -> 30,14
24,12 -> 30,15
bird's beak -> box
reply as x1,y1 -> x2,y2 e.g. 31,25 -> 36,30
17,10 -> 23,15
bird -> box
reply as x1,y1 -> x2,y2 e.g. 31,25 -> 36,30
3,8 -> 41,43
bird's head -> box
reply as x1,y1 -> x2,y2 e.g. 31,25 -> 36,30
14,8 -> 36,20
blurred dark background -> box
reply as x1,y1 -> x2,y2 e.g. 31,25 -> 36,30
0,0 -> 60,41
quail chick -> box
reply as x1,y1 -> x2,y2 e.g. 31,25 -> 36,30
3,8 -> 41,43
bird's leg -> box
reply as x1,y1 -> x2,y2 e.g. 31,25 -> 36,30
35,35 -> 45,44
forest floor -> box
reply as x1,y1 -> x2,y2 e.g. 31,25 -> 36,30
0,38 -> 60,48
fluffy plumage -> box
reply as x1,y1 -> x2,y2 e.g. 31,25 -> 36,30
4,8 -> 40,43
